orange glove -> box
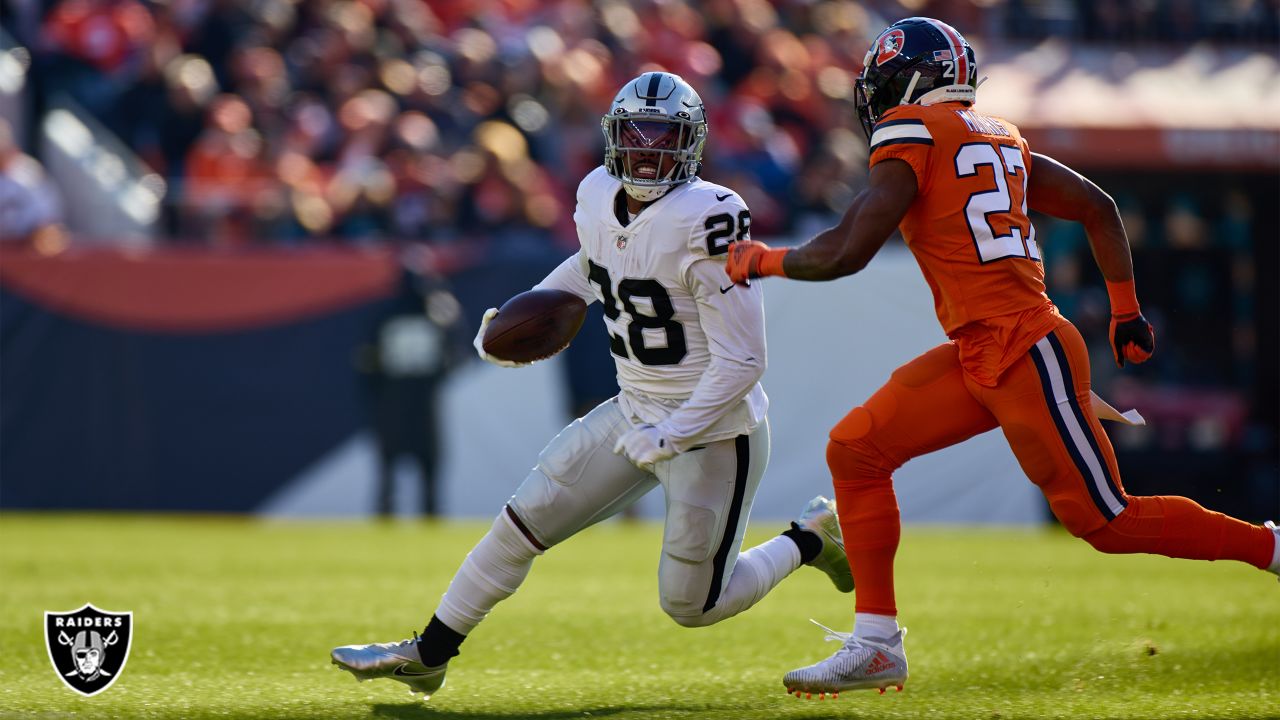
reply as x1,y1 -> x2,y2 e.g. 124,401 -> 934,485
1106,279 -> 1155,367
726,241 -> 789,284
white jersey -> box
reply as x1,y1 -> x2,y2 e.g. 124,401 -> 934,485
535,166 -> 768,450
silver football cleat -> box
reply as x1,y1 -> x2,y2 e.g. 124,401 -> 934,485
331,632 -> 448,699
794,496 -> 855,593
783,621 -> 908,697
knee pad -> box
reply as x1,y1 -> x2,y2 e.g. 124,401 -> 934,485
497,506 -> 546,557
658,566 -> 709,625
1047,497 -> 1102,538
1078,497 -> 1147,554
657,500 -> 719,623
827,435 -> 897,483
1081,523 -> 1127,554
506,469 -> 560,550
666,609 -> 713,628
1045,491 -> 1121,539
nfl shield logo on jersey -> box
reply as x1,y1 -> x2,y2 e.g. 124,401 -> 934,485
45,603 -> 133,696
615,234 -> 629,251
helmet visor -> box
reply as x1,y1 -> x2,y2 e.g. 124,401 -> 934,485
619,120 -> 683,151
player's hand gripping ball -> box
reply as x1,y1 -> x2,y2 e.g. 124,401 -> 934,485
475,289 -> 588,366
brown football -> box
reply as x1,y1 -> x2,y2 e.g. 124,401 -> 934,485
482,289 -> 588,363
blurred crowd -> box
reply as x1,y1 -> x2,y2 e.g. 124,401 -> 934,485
1006,0 -> 1279,43
2,0 -> 1275,473
6,0 -> 1274,248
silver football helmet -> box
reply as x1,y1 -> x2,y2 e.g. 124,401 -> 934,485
601,72 -> 707,202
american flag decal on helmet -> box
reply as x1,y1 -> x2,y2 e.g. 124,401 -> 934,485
932,49 -> 953,61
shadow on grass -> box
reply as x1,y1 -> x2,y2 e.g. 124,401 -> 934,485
372,704 -> 644,719
369,702 -> 850,720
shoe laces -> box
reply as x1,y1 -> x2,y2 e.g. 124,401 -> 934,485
809,618 -> 852,644
377,631 -> 421,656
808,619 -> 905,659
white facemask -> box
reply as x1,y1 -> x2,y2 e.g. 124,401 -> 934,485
622,183 -> 670,202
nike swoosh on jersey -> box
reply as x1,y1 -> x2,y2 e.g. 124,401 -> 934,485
392,663 -> 434,677
718,285 -> 735,294
715,193 -> 731,201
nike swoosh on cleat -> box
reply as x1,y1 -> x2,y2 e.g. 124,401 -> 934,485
715,193 -> 731,201
719,285 -> 735,294
392,663 -> 434,677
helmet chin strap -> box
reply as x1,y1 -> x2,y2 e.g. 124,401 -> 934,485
899,71 -> 923,105
896,69 -> 979,108
622,183 -> 670,202
915,84 -> 976,105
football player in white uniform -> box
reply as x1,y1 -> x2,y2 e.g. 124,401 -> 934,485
331,72 -> 853,700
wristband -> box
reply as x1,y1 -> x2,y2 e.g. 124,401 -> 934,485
1105,278 -> 1140,317
759,248 -> 790,278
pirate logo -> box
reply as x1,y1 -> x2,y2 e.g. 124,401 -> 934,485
45,603 -> 133,696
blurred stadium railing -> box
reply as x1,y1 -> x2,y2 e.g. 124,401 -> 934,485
0,1 -> 1275,520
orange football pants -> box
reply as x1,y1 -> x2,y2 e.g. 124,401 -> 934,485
828,322 -> 1274,616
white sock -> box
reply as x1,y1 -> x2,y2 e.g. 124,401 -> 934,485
691,535 -> 801,625
434,510 -> 543,634
853,612 -> 899,641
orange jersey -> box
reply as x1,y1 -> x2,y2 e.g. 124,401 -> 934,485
869,102 -> 1065,386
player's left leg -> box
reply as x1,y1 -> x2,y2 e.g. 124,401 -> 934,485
332,398 -> 656,698
984,323 -> 1277,572
650,419 -> 850,628
785,342 -> 998,698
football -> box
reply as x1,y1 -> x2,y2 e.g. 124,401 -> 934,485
482,289 -> 588,363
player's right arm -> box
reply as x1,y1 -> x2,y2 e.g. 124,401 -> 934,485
532,172 -> 602,303
1026,152 -> 1154,367
725,157 -> 917,283
532,252 -> 596,303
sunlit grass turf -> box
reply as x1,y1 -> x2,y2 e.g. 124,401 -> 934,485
0,514 -> 1276,720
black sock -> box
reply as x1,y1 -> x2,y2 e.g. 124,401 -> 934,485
782,523 -> 823,564
417,615 -> 466,667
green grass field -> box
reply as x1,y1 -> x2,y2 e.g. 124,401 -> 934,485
1,515 -> 1276,719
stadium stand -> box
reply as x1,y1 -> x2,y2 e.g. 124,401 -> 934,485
0,0 -> 1275,518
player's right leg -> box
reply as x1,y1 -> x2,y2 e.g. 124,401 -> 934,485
331,398 -> 655,698
985,323 -> 1276,573
785,342 -> 998,697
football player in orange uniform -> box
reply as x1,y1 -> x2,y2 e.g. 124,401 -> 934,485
727,16 -> 1280,698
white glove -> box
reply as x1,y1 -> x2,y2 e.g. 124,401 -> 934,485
613,423 -> 677,473
472,308 -> 530,368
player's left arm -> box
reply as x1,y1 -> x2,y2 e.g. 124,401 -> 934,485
614,198 -> 767,470
657,257 -> 767,450
725,159 -> 916,283
616,259 -> 766,469
1027,151 -> 1154,367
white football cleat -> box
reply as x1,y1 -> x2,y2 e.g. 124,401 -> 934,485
1265,520 -> 1279,582
783,621 -> 907,698
794,496 -> 855,593
331,632 -> 448,699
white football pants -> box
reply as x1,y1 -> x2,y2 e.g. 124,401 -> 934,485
434,396 -> 795,632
